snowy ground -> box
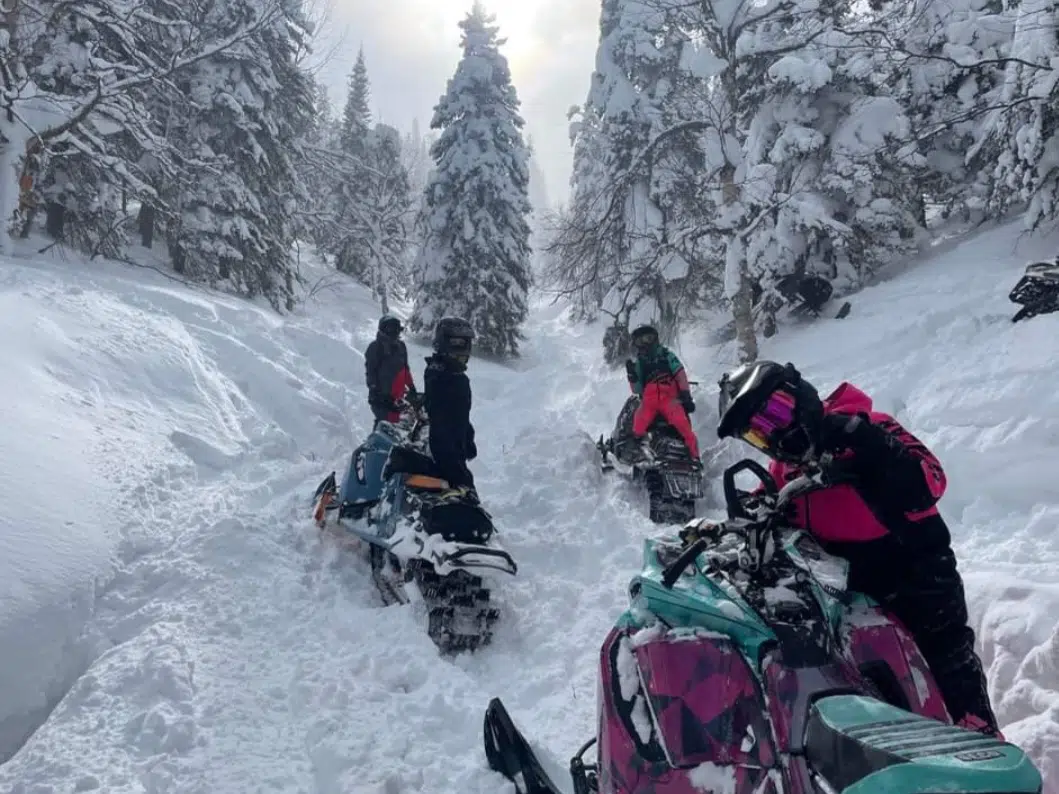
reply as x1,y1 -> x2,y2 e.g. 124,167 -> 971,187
1,219 -> 1058,793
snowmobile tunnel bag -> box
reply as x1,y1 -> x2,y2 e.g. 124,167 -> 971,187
384,445 -> 441,479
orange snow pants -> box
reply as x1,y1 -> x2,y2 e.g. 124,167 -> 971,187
632,380 -> 700,459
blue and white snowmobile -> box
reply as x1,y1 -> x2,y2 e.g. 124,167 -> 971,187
311,401 -> 518,653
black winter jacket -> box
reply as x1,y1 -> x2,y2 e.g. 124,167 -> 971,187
365,333 -> 411,406
423,355 -> 476,483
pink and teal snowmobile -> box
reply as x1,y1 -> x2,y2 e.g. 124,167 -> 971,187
483,458 -> 1041,794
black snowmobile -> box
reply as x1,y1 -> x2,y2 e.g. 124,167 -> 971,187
596,394 -> 705,525
1010,259 -> 1059,322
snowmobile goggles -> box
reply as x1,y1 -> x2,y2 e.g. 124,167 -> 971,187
740,388 -> 797,453
444,335 -> 472,364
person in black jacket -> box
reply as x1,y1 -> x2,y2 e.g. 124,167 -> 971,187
365,315 -> 417,425
423,317 -> 477,490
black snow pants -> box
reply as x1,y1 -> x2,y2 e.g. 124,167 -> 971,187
856,548 -> 998,733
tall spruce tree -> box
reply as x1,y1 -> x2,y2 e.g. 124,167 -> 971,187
331,48 -> 375,278
408,2 -> 533,358
341,48 -> 372,157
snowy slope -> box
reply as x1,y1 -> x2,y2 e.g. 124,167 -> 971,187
1,219 -> 1058,793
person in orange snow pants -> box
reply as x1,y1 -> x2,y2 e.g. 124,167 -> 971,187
625,325 -> 700,460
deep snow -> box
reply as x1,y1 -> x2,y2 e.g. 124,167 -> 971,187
0,219 -> 1057,793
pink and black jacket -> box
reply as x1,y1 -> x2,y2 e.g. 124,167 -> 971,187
769,383 -> 951,590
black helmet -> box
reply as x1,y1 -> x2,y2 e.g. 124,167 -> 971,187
630,324 -> 659,355
433,316 -> 475,363
716,360 -> 823,463
378,314 -> 402,338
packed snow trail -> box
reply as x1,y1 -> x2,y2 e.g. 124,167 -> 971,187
0,219 -> 1058,792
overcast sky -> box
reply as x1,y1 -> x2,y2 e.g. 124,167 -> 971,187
313,0 -> 600,207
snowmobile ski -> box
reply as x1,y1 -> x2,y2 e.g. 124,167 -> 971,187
596,434 -> 615,473
312,471 -> 338,527
484,698 -> 566,794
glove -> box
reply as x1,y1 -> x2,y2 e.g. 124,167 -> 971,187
625,359 -> 637,382
816,451 -> 861,488
817,412 -> 867,453
679,391 -> 695,414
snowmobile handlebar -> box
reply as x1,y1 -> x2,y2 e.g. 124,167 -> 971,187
661,535 -> 712,588
723,457 -> 833,520
661,458 -> 834,587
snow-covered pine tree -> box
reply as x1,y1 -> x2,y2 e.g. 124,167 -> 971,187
978,0 -> 1059,228
341,48 -> 371,158
525,136 -> 551,282
400,120 -> 433,297
627,0 -> 923,360
297,77 -> 339,252
867,0 -> 1016,224
351,123 -> 413,312
408,2 -> 533,358
545,0 -> 706,363
328,48 -> 376,279
734,4 -> 928,338
402,119 -> 434,199
7,0 -> 175,253
159,0 -> 315,311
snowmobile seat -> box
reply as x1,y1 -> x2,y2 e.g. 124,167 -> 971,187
404,474 -> 450,491
777,273 -> 833,314
383,445 -> 440,480
805,695 -> 1040,794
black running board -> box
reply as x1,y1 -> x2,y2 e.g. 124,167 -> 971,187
484,698 -> 565,794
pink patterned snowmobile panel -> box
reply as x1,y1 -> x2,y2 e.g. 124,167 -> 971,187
596,626 -> 775,794
843,606 -> 950,722
761,658 -> 800,751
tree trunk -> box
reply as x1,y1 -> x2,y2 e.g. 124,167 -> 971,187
138,203 -> 155,247
44,202 -> 65,239
171,240 -> 186,274
732,270 -> 758,362
721,164 -> 758,362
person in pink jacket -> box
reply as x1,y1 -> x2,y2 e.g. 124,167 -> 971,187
716,360 -> 1002,738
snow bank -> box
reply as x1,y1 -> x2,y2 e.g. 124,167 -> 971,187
1,217 -> 1058,792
